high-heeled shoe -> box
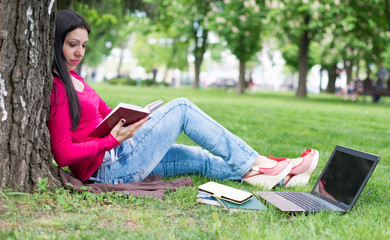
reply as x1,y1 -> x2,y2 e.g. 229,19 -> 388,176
242,159 -> 294,190
284,149 -> 319,187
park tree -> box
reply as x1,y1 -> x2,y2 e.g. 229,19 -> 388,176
356,0 -> 390,73
0,0 -> 152,192
59,0 -> 154,71
315,9 -> 350,93
132,26 -> 189,79
74,2 -> 132,68
317,0 -> 389,92
269,0 -> 390,95
211,0 -> 265,94
0,0 -> 62,191
267,0 -> 334,97
278,42 -> 319,86
188,0 -> 213,89
146,0 -> 215,89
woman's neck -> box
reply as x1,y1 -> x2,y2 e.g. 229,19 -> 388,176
70,74 -> 85,92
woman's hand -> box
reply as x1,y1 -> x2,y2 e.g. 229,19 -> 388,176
110,116 -> 149,143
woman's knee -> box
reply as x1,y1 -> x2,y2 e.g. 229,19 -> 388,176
174,97 -> 191,104
168,97 -> 193,108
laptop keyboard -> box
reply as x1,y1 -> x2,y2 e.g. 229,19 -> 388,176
276,192 -> 331,211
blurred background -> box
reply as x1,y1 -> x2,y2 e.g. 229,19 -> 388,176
58,0 -> 390,97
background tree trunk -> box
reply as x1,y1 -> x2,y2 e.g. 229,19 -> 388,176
194,58 -> 201,89
385,0 -> 390,32
237,60 -> 246,94
326,63 -> 338,93
345,60 -> 352,85
296,14 -> 311,98
117,42 -> 126,78
193,25 -> 208,90
296,29 -> 309,98
0,0 -> 62,192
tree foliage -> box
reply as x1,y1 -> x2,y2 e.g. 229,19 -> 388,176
210,0 -> 265,93
144,0 -> 216,88
132,27 -> 189,73
62,0 -> 390,96
59,0 -> 153,67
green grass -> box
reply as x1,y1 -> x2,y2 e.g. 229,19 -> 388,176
1,85 -> 390,239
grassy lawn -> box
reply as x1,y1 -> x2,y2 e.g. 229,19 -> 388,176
1,84 -> 389,239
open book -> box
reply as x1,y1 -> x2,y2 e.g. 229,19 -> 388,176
88,99 -> 165,138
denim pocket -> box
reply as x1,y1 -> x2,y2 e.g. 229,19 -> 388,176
115,140 -> 132,161
109,171 -> 142,184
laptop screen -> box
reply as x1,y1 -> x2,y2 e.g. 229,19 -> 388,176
312,147 -> 377,209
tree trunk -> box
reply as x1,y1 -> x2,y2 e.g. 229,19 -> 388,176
117,42 -> 125,78
385,0 -> 390,32
355,59 -> 360,79
319,67 -> 324,93
296,16 -> 310,98
326,64 -> 338,93
345,60 -> 352,85
194,58 -> 201,89
0,0 -> 62,192
193,23 -> 208,89
237,60 -> 246,94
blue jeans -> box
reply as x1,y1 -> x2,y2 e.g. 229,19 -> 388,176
90,98 -> 258,185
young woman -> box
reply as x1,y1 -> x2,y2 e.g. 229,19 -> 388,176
47,10 -> 319,190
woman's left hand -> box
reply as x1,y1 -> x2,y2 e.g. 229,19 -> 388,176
110,116 -> 149,143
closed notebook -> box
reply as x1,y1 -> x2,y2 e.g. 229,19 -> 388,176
198,181 -> 253,204
196,192 -> 221,206
217,196 -> 267,212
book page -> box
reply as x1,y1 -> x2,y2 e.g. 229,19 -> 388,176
144,99 -> 164,112
118,102 -> 146,112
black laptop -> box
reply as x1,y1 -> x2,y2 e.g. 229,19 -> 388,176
255,145 -> 380,214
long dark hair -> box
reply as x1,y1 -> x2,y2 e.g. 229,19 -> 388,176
52,10 -> 91,130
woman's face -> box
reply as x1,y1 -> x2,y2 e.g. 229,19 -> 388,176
62,27 -> 88,71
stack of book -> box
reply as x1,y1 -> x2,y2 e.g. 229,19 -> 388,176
196,181 -> 267,212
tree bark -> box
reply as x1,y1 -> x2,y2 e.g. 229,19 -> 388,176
0,0 -> 62,192
194,58 -> 201,89
296,16 -> 310,98
385,0 -> 390,32
237,59 -> 246,94
326,64 -> 338,93
345,60 -> 352,86
193,23 -> 208,89
117,42 -> 126,78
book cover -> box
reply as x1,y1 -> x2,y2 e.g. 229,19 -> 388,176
88,100 -> 164,138
196,192 -> 221,206
217,196 -> 267,212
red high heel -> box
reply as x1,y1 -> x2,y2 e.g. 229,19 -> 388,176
284,149 -> 319,187
243,158 -> 293,190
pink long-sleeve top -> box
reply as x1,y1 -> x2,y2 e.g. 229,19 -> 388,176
47,71 -> 120,182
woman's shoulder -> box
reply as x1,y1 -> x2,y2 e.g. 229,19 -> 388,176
52,75 -> 66,94
53,74 -> 64,86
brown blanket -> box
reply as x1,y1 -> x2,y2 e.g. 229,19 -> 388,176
59,168 -> 193,199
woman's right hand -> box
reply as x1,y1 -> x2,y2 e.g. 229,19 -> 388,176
110,116 -> 149,143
